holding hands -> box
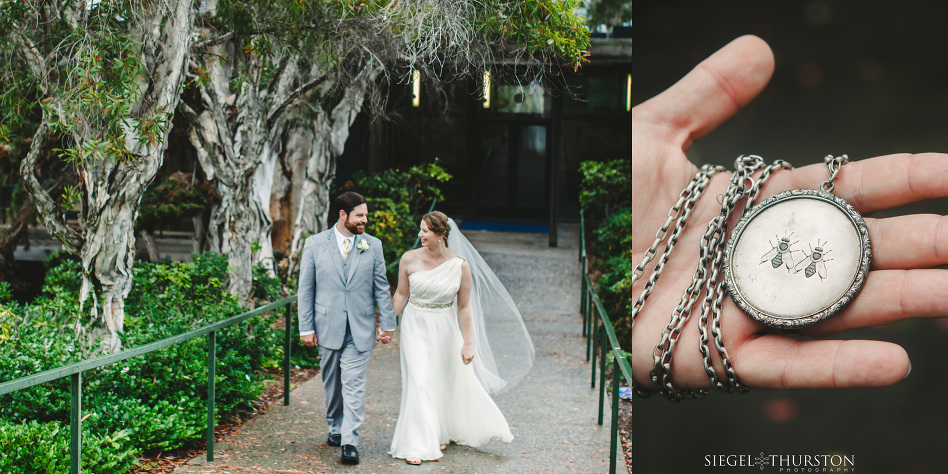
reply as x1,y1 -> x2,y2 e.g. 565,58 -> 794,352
632,35 -> 948,392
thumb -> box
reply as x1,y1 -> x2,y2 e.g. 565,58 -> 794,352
637,35 -> 775,149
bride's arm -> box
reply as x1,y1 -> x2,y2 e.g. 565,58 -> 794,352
391,253 -> 412,317
457,261 -> 474,365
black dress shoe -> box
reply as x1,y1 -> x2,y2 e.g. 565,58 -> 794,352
341,444 -> 359,465
327,433 -> 341,447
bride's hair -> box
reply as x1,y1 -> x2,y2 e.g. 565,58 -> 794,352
423,211 -> 451,246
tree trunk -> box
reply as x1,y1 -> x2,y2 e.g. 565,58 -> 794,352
285,64 -> 381,278
139,230 -> 160,262
182,41 -> 297,300
205,151 -> 278,299
17,0 -> 196,353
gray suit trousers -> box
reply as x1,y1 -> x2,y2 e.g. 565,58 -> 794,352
319,323 -> 371,446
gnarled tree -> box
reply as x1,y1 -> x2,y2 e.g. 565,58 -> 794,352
4,0 -> 196,352
185,0 -> 590,299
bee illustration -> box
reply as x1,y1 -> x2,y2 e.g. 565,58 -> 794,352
794,241 -> 833,280
760,231 -> 799,271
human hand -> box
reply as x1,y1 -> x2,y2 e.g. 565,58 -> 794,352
377,329 -> 394,344
632,35 -> 948,391
300,333 -> 317,348
461,342 -> 474,365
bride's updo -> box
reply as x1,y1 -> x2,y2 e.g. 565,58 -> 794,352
423,211 -> 451,246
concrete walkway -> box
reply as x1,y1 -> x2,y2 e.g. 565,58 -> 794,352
175,224 -> 623,473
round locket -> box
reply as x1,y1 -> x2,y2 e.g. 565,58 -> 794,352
724,188 -> 871,328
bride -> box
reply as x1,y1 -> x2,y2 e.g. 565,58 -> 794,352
386,211 -> 534,465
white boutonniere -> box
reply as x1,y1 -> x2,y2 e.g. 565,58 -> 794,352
357,239 -> 370,254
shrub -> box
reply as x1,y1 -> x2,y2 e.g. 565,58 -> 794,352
137,171 -> 218,233
346,161 -> 452,281
351,160 -> 452,216
579,158 -> 631,220
579,160 -> 632,348
0,253 -> 302,473
593,204 -> 632,256
0,420 -> 137,473
0,281 -> 12,303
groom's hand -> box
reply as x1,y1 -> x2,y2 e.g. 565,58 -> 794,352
300,333 -> 317,347
377,329 -> 394,344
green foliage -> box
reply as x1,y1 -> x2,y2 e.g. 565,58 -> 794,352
351,160 -> 452,216
0,304 -> 17,346
0,420 -> 137,473
137,172 -> 218,232
593,204 -> 632,255
579,158 -> 631,220
0,2 -> 40,146
580,160 -> 632,348
0,281 -> 11,303
366,197 -> 415,279
252,260 -> 284,301
347,161 -> 452,281
592,206 -> 633,345
480,0 -> 591,69
0,253 -> 308,473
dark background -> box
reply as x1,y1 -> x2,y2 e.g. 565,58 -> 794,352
631,2 -> 948,473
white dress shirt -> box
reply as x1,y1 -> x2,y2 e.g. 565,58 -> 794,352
334,224 -> 355,259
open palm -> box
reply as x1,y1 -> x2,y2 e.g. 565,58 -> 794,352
631,35 -> 948,391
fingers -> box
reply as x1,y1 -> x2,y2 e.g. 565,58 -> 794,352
300,334 -> 317,347
736,336 -> 910,389
867,214 -> 948,269
636,35 -> 775,147
765,153 -> 948,213
804,269 -> 948,336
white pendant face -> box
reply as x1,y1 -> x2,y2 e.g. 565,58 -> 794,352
724,189 -> 871,328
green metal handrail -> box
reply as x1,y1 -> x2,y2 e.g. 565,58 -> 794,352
0,294 -> 299,474
579,210 -> 632,474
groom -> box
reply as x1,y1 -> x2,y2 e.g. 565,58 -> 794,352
297,191 -> 396,465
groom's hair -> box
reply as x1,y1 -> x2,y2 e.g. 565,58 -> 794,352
334,191 -> 367,219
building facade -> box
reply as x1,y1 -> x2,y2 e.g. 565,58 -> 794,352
336,37 -> 632,240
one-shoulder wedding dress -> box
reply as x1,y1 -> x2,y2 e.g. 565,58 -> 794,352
389,256 -> 514,461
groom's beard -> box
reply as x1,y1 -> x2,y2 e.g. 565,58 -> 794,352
345,218 -> 364,235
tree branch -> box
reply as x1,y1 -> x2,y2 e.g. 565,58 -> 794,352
194,30 -> 236,50
266,73 -> 329,130
15,37 -> 47,79
18,120 -> 83,253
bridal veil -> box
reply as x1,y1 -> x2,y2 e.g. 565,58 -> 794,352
446,218 -> 535,394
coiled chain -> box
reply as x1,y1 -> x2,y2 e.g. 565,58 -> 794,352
630,155 -> 794,400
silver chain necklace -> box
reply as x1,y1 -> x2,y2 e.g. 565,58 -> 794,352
630,155 -> 870,400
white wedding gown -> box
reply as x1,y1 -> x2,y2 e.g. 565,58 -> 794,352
389,256 -> 514,461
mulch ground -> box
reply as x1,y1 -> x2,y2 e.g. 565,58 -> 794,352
128,367 -> 319,474
619,398 -> 632,472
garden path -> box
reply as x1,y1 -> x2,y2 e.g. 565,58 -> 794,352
174,224 -> 623,473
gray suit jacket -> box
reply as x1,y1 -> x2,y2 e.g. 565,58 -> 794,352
297,229 -> 396,352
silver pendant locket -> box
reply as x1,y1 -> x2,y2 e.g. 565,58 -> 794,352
724,180 -> 871,328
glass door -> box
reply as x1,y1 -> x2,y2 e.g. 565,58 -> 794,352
474,123 -> 548,219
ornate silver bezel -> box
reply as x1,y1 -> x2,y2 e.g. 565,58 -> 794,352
724,189 -> 872,328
